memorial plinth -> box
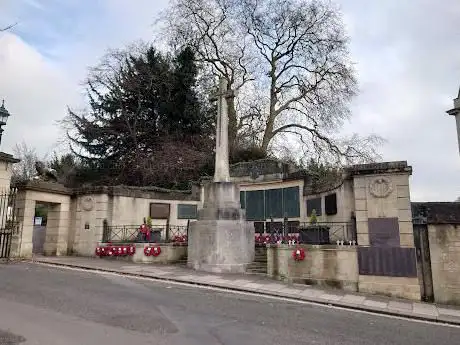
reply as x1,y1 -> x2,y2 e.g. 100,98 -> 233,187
187,77 -> 254,273
188,182 -> 254,273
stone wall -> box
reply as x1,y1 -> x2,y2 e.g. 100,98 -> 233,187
11,182 -> 201,258
358,276 -> 421,300
98,243 -> 187,264
70,193 -> 110,257
428,223 -> 460,305
110,195 -> 199,226
267,244 -> 358,291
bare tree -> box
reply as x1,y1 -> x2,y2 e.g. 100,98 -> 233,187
1,23 -> 17,32
158,0 -> 383,164
12,142 -> 38,183
158,0 -> 257,152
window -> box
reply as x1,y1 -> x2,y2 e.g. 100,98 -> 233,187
306,197 -> 322,216
177,204 -> 198,219
283,187 -> 300,217
240,191 -> 246,209
325,193 -> 337,215
265,188 -> 283,218
246,190 -> 265,220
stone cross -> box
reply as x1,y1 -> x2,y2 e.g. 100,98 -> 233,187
446,86 -> 460,155
211,77 -> 235,182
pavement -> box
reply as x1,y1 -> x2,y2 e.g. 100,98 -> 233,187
26,255 -> 460,326
1,261 -> 460,345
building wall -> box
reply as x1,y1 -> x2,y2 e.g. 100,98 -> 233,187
428,223 -> 460,305
110,195 -> 200,226
304,179 -> 354,223
0,160 -> 14,191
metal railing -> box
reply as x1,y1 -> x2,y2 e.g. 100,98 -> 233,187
102,224 -> 188,244
298,222 -> 356,244
255,221 -> 355,245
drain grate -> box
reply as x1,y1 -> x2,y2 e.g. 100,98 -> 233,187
0,330 -> 26,345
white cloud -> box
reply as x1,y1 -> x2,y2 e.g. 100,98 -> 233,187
0,32 -> 77,157
0,0 -> 458,201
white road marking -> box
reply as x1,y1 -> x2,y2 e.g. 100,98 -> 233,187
33,262 -> 460,329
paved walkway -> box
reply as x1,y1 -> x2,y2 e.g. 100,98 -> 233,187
25,256 -> 460,325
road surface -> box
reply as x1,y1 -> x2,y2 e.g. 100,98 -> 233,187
0,262 -> 459,345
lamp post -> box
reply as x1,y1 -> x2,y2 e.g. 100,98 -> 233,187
0,100 -> 10,145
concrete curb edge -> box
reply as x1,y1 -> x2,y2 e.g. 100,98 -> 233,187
30,260 -> 458,326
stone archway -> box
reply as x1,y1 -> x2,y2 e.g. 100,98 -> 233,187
11,182 -> 72,258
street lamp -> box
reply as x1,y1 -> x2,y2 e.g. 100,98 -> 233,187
0,100 -> 10,145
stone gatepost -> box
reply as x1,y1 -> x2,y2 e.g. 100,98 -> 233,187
347,161 -> 421,300
11,182 -> 72,258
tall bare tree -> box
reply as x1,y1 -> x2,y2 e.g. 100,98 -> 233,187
12,142 -> 38,183
158,0 -> 257,153
158,0 -> 383,164
1,23 -> 17,32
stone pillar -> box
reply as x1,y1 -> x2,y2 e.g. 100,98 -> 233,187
348,161 -> 421,300
213,77 -> 232,182
351,162 -> 414,247
10,190 -> 35,258
43,202 -> 70,256
446,86 -> 460,155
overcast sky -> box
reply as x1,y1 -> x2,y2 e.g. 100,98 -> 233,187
0,0 -> 459,201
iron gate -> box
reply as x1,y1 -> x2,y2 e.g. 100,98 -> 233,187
0,188 -> 18,260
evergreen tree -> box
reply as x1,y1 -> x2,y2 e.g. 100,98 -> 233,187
66,45 -> 213,188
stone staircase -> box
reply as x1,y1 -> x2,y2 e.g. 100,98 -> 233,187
174,252 -> 188,268
246,246 -> 268,275
174,246 -> 268,275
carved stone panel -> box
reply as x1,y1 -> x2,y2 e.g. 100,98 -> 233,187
81,196 -> 94,211
369,177 -> 393,198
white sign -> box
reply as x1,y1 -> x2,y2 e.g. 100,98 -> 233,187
34,217 -> 43,226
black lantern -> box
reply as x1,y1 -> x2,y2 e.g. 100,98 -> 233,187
0,100 -> 10,145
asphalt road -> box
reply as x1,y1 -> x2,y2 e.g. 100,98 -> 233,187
0,263 -> 459,345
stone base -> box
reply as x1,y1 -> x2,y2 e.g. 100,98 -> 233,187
188,219 -> 255,274
188,182 -> 255,274
192,263 -> 248,274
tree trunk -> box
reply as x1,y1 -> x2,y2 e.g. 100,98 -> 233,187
260,63 -> 277,155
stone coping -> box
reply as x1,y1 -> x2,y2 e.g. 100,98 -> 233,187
411,202 -> 460,225
15,182 -> 199,201
345,161 -> 412,176
266,244 -> 357,251
0,152 -> 20,163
